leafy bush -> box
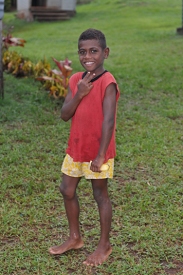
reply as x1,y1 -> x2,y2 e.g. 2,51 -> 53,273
4,0 -> 11,12
34,58 -> 51,78
3,50 -> 34,77
2,31 -> 72,99
2,33 -> 26,49
77,0 -> 92,4
2,33 -> 33,77
36,58 -> 72,99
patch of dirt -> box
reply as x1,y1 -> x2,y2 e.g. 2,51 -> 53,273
1,236 -> 20,249
161,260 -> 183,275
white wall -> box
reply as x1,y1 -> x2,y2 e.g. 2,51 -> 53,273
17,0 -> 76,11
47,0 -> 76,10
17,0 -> 31,11
46,0 -> 61,8
61,0 -> 76,10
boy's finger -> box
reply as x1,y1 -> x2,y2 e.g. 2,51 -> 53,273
84,72 -> 95,81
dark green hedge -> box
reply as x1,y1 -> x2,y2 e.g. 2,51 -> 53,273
4,0 -> 11,12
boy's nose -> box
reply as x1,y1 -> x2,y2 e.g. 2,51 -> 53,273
85,51 -> 91,58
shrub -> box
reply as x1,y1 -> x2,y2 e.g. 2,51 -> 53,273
4,0 -> 11,12
2,31 -> 72,99
3,50 -> 34,77
2,32 -> 26,49
36,58 -> 72,99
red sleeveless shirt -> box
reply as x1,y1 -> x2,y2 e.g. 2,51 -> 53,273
66,71 -> 120,162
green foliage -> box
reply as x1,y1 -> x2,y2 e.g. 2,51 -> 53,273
2,31 -> 72,99
36,58 -> 72,99
34,58 -> 51,78
1,0 -> 183,274
77,0 -> 92,4
4,0 -> 11,12
2,32 -> 26,49
2,49 -> 72,98
3,50 -> 34,76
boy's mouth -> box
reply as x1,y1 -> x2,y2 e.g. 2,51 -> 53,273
84,62 -> 94,66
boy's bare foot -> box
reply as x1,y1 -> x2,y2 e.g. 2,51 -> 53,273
49,237 -> 84,255
83,245 -> 112,266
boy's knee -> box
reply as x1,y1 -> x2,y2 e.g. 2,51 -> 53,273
59,183 -> 75,200
93,189 -> 108,204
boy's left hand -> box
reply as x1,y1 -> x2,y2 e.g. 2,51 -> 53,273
90,156 -> 105,172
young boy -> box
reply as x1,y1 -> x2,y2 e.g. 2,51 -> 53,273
49,28 -> 120,266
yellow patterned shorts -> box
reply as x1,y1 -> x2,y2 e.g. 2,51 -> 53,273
61,154 -> 114,179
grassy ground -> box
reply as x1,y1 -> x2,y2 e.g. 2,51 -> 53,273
1,0 -> 183,274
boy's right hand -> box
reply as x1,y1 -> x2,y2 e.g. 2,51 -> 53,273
77,72 -> 95,98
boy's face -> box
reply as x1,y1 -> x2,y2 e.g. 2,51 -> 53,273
78,39 -> 109,75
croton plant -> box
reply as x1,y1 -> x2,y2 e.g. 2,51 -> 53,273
2,32 -> 72,99
2,33 -> 26,49
36,57 -> 72,99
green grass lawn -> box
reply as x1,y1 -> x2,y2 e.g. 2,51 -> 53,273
1,0 -> 183,274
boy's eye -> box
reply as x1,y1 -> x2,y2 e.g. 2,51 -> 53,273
78,50 -> 85,56
78,49 -> 98,56
91,49 -> 97,53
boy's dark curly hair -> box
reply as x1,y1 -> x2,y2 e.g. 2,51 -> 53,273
78,28 -> 107,49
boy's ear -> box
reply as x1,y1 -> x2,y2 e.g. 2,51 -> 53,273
104,47 -> 110,59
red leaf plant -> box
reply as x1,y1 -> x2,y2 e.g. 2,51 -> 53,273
3,33 -> 26,49
36,57 -> 73,99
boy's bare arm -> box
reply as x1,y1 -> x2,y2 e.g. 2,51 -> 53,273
61,87 -> 81,121
90,83 -> 117,172
61,72 -> 95,121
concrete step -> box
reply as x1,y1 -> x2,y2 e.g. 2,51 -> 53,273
30,6 -> 76,21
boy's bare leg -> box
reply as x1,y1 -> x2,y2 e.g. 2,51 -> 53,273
49,174 -> 84,255
83,178 -> 112,266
